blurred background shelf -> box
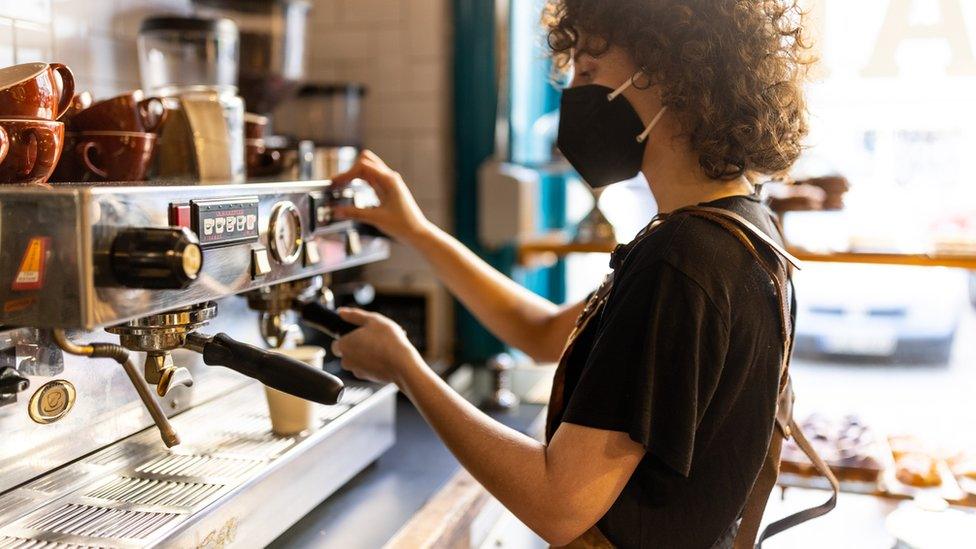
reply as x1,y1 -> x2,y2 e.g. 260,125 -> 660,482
517,232 -> 976,270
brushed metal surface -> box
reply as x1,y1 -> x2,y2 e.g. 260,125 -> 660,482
0,181 -> 387,329
0,297 -> 257,495
0,382 -> 397,548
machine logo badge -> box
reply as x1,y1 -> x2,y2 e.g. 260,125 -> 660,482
12,237 -> 50,292
28,380 -> 77,424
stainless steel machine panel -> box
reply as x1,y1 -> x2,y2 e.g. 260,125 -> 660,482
0,382 -> 397,548
0,181 -> 386,329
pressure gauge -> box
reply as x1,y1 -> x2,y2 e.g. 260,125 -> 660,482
269,201 -> 304,265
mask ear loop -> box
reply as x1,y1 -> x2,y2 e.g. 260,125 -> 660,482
607,72 -> 641,102
637,106 -> 668,143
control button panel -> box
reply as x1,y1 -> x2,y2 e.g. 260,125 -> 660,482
309,188 -> 356,232
190,197 -> 260,249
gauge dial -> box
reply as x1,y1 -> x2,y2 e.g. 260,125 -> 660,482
269,202 -> 304,265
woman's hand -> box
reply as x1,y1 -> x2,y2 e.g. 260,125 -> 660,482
331,308 -> 424,385
331,150 -> 431,244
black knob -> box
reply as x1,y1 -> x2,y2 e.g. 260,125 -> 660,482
111,227 -> 203,289
0,367 -> 29,396
187,332 -> 345,405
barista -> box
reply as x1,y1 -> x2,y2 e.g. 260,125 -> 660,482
329,1 -> 812,547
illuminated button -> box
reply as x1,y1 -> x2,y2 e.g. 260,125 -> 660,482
203,218 -> 215,236
215,217 -> 225,234
246,214 -> 257,232
251,247 -> 272,278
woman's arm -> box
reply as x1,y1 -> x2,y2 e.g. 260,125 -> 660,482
332,151 -> 583,362
333,309 -> 645,546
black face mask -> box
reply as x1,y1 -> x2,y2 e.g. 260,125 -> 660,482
557,75 -> 667,189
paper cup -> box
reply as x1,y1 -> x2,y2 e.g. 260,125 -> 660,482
264,346 -> 327,436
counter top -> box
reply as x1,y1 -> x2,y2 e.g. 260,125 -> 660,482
268,395 -> 544,549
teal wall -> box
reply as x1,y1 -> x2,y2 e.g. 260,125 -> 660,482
452,0 -> 567,364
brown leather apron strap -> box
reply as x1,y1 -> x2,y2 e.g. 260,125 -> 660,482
755,419 -> 840,548
687,206 -> 803,271
545,205 -> 835,549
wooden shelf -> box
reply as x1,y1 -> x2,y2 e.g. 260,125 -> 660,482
517,232 -> 976,270
790,250 -> 976,270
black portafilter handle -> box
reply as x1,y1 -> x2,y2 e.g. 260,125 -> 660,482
185,332 -> 345,405
299,301 -> 360,339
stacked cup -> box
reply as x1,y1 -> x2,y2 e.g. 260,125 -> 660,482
0,63 -> 74,184
53,89 -> 168,182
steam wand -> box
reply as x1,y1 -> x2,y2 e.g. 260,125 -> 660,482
52,329 -> 180,448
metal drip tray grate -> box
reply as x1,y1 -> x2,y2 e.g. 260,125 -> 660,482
25,503 -> 179,539
0,537 -> 103,548
85,477 -> 223,509
0,498 -> 31,523
0,382 -> 392,548
134,454 -> 262,481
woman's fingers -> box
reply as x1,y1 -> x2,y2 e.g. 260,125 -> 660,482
337,307 -> 378,326
332,160 -> 392,190
332,204 -> 380,223
332,155 -> 395,189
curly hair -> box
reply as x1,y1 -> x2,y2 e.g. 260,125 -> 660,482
545,0 -> 814,180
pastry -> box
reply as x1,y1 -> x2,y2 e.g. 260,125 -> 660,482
895,454 -> 942,488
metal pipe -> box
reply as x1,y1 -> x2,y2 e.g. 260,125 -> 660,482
51,329 -> 93,357
52,329 -> 180,448
118,357 -> 180,448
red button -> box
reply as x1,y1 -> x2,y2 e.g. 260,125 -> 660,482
169,204 -> 192,228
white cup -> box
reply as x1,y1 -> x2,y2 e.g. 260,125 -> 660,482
264,346 -> 327,436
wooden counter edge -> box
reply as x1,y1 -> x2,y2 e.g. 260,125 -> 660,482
384,411 -> 549,549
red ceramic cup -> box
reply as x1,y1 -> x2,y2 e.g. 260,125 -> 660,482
244,113 -> 269,140
0,126 -> 8,166
71,90 -> 168,134
0,119 -> 65,184
0,63 -> 76,120
68,131 -> 157,182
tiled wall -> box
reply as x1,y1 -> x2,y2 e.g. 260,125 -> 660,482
296,0 -> 456,363
0,0 -> 192,98
0,0 -> 457,362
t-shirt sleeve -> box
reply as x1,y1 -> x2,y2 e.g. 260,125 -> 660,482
561,260 -> 730,477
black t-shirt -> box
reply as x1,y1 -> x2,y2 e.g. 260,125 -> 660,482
554,195 -> 792,549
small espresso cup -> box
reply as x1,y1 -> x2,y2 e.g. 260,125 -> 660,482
71,90 -> 168,134
61,90 -> 95,125
0,119 -> 64,184
66,131 -> 157,182
0,62 -> 76,120
246,138 -> 285,178
264,346 -> 328,436
244,112 -> 268,140
0,127 -> 8,166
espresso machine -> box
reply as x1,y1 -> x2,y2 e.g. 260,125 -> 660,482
0,180 -> 394,547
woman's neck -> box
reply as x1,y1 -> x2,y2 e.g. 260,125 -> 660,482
640,121 -> 754,213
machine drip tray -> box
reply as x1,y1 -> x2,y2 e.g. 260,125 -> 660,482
0,382 -> 397,548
